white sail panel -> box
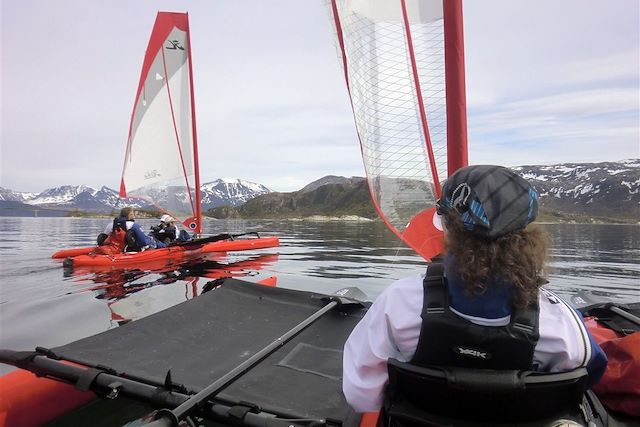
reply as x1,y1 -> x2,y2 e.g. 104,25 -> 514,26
329,0 -> 466,260
121,13 -> 201,232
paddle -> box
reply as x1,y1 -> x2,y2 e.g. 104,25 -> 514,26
571,292 -> 640,327
174,231 -> 260,248
144,286 -> 368,427
606,304 -> 640,328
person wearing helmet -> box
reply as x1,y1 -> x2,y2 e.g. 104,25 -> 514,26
342,165 -> 607,413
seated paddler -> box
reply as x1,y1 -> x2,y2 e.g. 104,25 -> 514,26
342,165 -> 608,414
150,214 -> 194,244
150,214 -> 179,245
94,207 -> 165,255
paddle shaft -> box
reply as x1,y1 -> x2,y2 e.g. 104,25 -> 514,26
609,304 -> 640,327
177,232 -> 259,248
152,299 -> 339,426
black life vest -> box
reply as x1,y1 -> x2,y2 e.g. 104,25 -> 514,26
111,217 -> 143,252
410,261 -> 540,370
98,216 -> 129,254
381,264 -> 594,427
150,223 -> 177,243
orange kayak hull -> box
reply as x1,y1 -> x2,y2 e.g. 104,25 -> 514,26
53,237 -> 280,267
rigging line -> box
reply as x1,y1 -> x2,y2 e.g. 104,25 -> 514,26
161,43 -> 197,217
399,0 -> 442,198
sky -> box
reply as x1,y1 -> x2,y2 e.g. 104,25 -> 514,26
1,0 -> 638,193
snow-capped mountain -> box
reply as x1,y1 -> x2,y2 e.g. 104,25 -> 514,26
513,159 -> 639,220
201,178 -> 271,209
237,161 -> 638,222
1,162 -> 637,220
29,185 -> 103,205
0,179 -> 272,214
0,187 -> 37,202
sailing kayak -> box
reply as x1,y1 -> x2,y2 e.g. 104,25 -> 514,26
54,235 -> 280,268
1,278 -> 638,427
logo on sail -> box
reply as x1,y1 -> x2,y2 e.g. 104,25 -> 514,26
165,40 -> 185,51
144,170 -> 161,180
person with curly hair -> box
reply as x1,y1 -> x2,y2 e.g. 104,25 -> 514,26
342,165 -> 607,412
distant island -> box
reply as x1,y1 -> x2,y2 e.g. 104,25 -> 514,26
1,160 -> 638,224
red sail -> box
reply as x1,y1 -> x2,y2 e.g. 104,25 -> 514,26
120,12 -> 202,234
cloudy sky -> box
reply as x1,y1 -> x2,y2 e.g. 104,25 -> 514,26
1,0 -> 638,193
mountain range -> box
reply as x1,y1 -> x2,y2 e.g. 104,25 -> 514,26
207,160 -> 640,223
1,160 -> 638,222
0,178 -> 270,216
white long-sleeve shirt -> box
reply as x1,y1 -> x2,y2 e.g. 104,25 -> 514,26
342,273 -> 602,412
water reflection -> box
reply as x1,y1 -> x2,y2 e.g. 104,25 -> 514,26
544,224 -> 639,302
61,253 -> 280,324
0,217 -> 638,368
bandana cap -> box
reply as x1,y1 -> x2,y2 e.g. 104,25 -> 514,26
160,214 -> 175,223
437,165 -> 538,238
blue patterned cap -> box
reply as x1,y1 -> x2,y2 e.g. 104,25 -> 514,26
437,165 -> 538,238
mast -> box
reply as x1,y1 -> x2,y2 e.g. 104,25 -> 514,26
443,0 -> 468,175
185,12 -> 202,235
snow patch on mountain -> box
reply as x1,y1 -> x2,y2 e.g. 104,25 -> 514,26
514,160 -> 639,220
201,178 -> 271,209
0,178 -> 272,213
0,187 -> 38,202
30,185 -> 96,205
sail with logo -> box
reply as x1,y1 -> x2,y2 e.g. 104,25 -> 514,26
50,11 -> 280,264
120,11 -> 202,234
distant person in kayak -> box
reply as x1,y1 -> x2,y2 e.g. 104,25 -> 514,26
150,214 -> 179,245
342,165 -> 608,412
93,207 -> 165,255
150,214 -> 194,245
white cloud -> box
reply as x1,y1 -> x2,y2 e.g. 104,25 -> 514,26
1,0 -> 638,193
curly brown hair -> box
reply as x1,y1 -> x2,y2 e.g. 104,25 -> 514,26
443,213 -> 550,308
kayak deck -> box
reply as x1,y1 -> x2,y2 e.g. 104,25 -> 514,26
3,284 -> 640,426
36,279 -> 366,424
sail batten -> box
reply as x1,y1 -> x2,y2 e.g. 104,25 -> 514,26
120,12 -> 201,233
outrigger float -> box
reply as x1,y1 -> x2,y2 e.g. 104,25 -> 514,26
54,233 -> 280,268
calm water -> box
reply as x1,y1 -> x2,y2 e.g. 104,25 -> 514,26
0,217 -> 638,374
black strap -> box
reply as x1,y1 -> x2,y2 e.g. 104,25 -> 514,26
511,302 -> 539,334
76,367 -> 103,391
228,401 -> 261,420
422,261 -> 447,315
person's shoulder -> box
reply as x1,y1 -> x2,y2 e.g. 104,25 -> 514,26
537,287 -> 593,369
384,274 -> 423,293
375,274 -> 424,308
538,288 -> 588,334
538,288 -> 571,311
